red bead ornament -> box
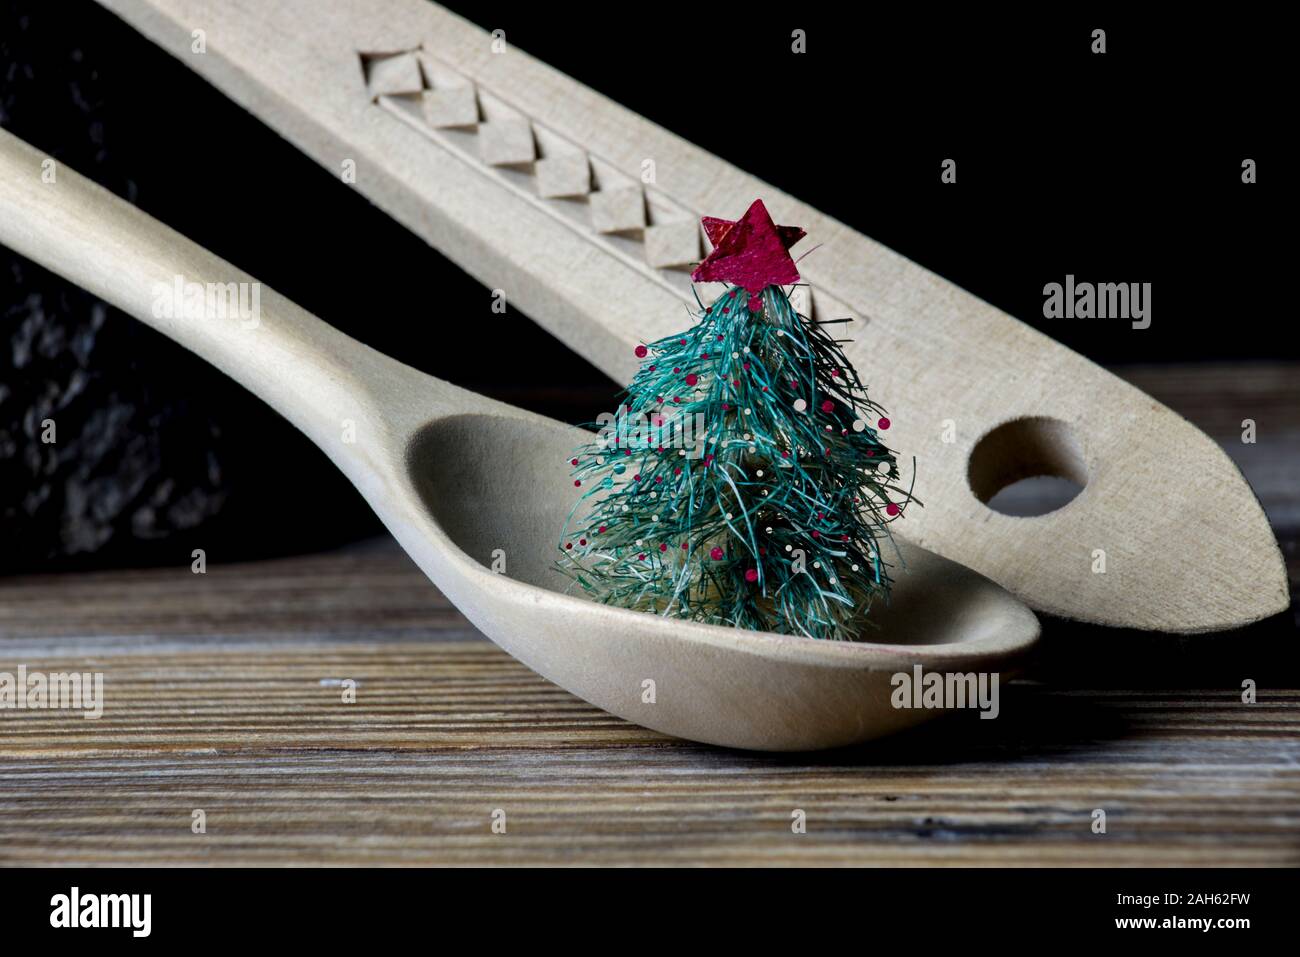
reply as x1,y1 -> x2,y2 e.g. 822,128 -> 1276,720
821,400 -> 835,412
660,543 -> 669,552
886,503 -> 900,516
570,458 -> 579,466
635,345 -> 648,358
686,373 -> 699,386
710,546 -> 724,561
744,568 -> 759,582
878,417 -> 891,430
638,553 -> 646,560
574,479 -> 581,486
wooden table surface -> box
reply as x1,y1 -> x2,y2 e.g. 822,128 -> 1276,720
1,363 -> 1297,866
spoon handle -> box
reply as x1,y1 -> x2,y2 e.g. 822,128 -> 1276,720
0,126 -> 426,449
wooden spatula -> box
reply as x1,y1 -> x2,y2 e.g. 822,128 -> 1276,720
95,0 -> 1288,633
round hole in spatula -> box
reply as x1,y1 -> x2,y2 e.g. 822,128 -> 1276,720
968,416 -> 1087,517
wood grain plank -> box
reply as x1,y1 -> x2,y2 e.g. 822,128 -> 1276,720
2,641 -> 1298,864
3,732 -> 1298,865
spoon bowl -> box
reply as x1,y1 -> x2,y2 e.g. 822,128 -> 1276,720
400,413 -> 1037,749
0,128 -> 1039,750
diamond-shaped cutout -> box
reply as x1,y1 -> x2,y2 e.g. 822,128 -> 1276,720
535,154 -> 591,198
645,221 -> 701,269
365,53 -> 423,97
422,85 -> 478,128
590,187 -> 646,234
479,117 -> 536,166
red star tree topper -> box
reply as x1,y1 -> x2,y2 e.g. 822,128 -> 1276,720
691,199 -> 806,311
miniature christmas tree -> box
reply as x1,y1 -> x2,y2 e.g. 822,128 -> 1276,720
558,200 -> 916,641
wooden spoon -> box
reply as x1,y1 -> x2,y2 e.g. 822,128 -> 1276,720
0,128 -> 1038,750
94,0 -> 1288,632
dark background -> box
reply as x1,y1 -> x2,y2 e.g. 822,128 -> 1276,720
0,2 -> 1290,571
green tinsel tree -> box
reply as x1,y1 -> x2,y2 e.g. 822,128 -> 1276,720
558,200 -> 916,641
